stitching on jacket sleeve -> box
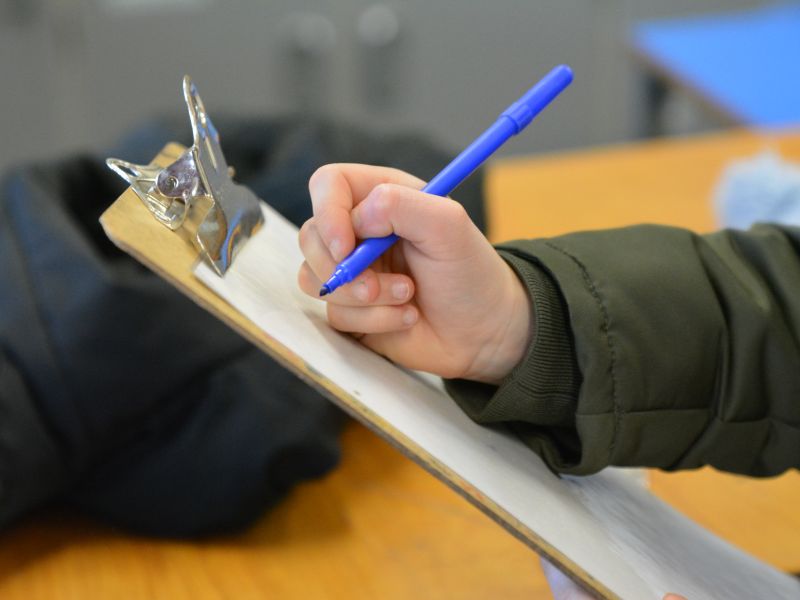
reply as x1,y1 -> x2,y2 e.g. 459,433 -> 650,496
543,241 -> 623,458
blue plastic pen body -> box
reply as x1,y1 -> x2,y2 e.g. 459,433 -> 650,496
319,64 -> 573,296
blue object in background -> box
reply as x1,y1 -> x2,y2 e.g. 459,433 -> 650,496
632,3 -> 800,127
320,64 -> 574,296
716,151 -> 800,229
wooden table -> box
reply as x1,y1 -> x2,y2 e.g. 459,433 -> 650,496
1,129 -> 798,599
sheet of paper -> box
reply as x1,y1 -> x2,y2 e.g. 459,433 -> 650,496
195,202 -> 798,599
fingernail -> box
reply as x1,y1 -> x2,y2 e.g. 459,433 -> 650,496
329,238 -> 343,261
392,282 -> 409,300
402,307 -> 417,326
354,281 -> 369,302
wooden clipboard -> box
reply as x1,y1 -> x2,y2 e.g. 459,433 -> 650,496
100,144 -> 800,600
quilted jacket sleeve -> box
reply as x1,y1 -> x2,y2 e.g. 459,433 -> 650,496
446,224 -> 800,477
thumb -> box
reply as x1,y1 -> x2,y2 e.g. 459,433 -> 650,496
352,183 -> 476,251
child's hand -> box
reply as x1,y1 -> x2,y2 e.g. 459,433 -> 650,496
297,163 -> 532,383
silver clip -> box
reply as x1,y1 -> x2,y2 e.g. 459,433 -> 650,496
107,76 -> 264,276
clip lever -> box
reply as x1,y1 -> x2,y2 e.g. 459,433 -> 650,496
107,76 -> 263,276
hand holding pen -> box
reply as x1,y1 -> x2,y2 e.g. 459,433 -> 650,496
320,65 -> 573,296
298,163 -> 533,383
297,66 -> 572,382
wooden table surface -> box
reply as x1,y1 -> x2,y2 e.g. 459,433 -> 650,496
2,129 -> 799,599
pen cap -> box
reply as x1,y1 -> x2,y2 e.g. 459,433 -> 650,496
502,64 -> 573,133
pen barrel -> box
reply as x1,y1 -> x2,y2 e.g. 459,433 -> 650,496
503,64 -> 573,131
324,64 -> 573,295
423,117 -> 517,197
338,233 -> 399,284
346,116 -> 516,284
423,66 -> 571,199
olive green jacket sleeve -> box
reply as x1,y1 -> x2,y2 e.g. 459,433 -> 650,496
445,224 -> 800,477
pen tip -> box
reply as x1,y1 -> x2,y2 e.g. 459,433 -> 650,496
319,285 -> 331,297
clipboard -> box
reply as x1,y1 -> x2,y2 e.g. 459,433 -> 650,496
98,75 -> 799,600
100,141 -> 800,599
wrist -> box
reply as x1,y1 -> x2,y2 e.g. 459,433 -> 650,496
465,263 -> 534,384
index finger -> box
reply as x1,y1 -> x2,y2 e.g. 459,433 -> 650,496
308,164 -> 425,261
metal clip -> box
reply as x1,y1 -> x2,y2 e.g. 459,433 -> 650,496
107,76 -> 264,275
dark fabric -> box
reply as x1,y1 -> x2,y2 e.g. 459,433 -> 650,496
446,224 -> 800,477
0,117 -> 486,536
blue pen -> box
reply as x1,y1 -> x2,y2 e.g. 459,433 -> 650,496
319,64 -> 573,296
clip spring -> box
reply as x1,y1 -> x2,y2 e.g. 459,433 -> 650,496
107,76 -> 263,276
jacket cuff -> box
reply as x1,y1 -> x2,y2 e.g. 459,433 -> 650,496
444,251 -> 582,468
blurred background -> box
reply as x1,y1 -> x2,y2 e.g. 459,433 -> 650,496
0,0 -> 781,174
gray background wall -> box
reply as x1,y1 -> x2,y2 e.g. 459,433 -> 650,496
1,0 -> 768,173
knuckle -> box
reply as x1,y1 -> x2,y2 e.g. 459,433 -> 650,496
363,274 -> 381,303
445,199 -> 470,226
375,184 -> 403,215
346,275 -> 376,305
384,183 -> 405,201
365,183 -> 386,205
308,164 -> 337,192
376,182 -> 395,200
